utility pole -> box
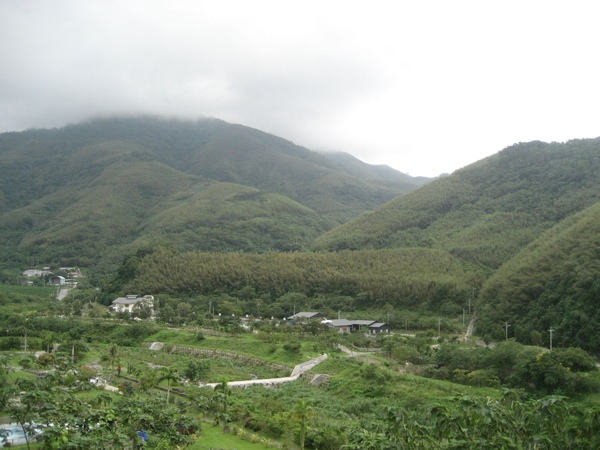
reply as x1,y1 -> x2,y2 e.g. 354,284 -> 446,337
470,287 -> 476,314
463,309 -> 466,327
438,318 -> 441,336
548,327 -> 554,351
505,322 -> 511,341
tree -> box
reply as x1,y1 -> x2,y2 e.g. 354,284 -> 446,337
183,360 -> 210,382
291,399 -> 315,450
57,332 -> 88,364
213,380 -> 231,428
103,343 -> 121,376
137,370 -> 158,394
158,367 -> 180,404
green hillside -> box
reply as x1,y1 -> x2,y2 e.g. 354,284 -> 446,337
124,247 -> 472,308
477,201 -> 600,351
318,151 -> 432,190
3,118 -> 600,352
314,139 -> 600,271
0,117 -> 423,270
132,183 -> 329,253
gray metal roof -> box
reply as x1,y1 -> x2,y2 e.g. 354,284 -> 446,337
325,319 -> 353,327
288,312 -> 322,319
112,297 -> 145,305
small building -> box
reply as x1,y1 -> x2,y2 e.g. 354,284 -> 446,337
368,323 -> 390,334
323,319 -> 389,334
322,319 -> 354,333
348,320 -> 377,332
23,268 -> 52,277
59,267 -> 83,278
110,295 -> 154,315
286,312 -> 323,324
48,275 -> 66,286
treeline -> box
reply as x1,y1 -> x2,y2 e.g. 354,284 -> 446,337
477,202 -> 600,352
118,246 -> 472,309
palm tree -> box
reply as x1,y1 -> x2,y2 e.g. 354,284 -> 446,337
213,380 -> 231,428
19,318 -> 34,352
291,399 -> 315,450
40,331 -> 56,354
103,343 -> 121,376
158,367 -> 180,404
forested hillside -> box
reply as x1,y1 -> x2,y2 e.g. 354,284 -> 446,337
0,117 -> 424,271
312,138 -> 600,350
118,246 -> 472,315
477,202 -> 600,351
3,118 -> 600,352
314,139 -> 600,271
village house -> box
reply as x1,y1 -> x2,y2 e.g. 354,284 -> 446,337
59,267 -> 83,278
22,267 -> 52,277
48,275 -> 66,286
286,312 -> 323,324
323,319 -> 390,334
110,295 -> 154,315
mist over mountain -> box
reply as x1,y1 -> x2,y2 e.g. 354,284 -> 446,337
0,116 -> 426,270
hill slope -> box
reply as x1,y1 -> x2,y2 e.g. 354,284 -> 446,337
0,116 -> 424,270
314,139 -> 600,271
477,201 -> 600,351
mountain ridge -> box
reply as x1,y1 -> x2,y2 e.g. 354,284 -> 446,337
0,116 -> 427,270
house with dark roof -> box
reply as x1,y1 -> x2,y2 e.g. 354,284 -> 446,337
322,319 -> 354,333
323,319 -> 389,334
368,322 -> 390,334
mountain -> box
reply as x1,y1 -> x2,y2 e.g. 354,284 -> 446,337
0,116 -> 424,270
318,151 -> 432,190
312,138 -> 600,348
314,139 -> 600,270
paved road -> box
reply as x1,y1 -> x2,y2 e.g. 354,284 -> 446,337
464,313 -> 477,340
203,354 -> 327,389
56,288 -> 70,301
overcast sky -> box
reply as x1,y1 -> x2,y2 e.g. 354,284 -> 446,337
1,1 -> 599,177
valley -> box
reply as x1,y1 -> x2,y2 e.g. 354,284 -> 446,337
1,118 -> 600,448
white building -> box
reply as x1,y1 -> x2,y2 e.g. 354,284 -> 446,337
110,295 -> 154,314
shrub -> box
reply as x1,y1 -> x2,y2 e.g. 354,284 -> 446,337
283,341 -> 301,354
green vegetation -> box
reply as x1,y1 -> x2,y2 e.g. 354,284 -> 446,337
2,118 -> 600,447
315,139 -> 600,272
0,116 -> 424,275
478,201 -> 600,351
123,247 -> 471,310
1,286 -> 600,449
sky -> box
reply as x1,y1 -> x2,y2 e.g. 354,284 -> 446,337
1,1 -> 599,177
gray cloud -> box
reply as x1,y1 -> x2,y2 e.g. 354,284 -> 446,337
1,1 -> 599,176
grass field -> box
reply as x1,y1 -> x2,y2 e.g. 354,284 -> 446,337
189,424 -> 278,450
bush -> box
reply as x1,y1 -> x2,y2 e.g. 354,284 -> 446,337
283,341 -> 301,354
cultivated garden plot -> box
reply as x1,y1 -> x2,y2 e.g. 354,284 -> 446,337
2,284 -> 600,449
